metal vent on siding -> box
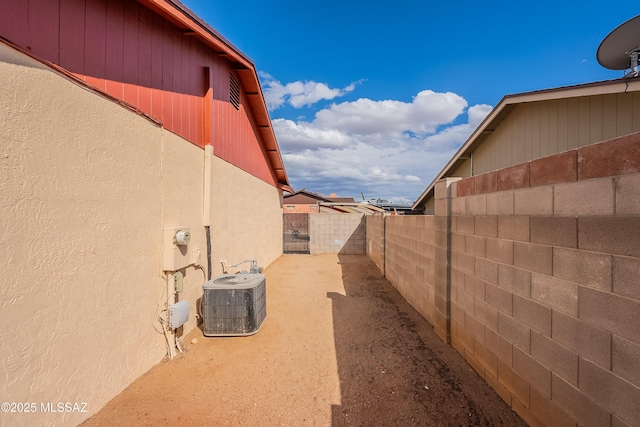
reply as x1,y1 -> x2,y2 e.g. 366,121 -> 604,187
230,74 -> 240,110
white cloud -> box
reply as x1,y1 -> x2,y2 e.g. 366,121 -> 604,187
272,119 -> 351,150
281,142 -> 455,203
259,73 -> 360,110
315,90 -> 467,137
270,82 -> 493,203
468,104 -> 493,126
423,104 -> 493,151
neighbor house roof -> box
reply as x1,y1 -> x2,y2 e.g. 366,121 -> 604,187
318,203 -> 386,215
138,0 -> 290,191
284,191 -> 373,213
283,191 -> 331,204
283,191 -> 356,204
412,77 -> 640,211
328,197 -> 356,203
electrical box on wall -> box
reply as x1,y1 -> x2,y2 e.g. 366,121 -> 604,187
162,227 -> 191,271
168,300 -> 190,329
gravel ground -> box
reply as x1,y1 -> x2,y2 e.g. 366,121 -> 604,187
82,254 -> 525,426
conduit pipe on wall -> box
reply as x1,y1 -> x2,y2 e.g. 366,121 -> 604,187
204,145 -> 213,280
165,272 -> 177,359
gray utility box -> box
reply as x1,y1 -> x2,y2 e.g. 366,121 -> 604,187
202,274 -> 266,336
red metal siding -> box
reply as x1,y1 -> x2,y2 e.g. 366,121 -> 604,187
0,2 -> 28,52
105,1 -> 125,99
123,2 -> 140,107
0,0 -> 276,187
85,0 -> 107,90
137,7 -> 153,114
29,0 -> 60,63
211,98 -> 274,183
60,0 -> 86,74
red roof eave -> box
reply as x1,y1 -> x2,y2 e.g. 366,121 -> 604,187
137,0 -> 290,189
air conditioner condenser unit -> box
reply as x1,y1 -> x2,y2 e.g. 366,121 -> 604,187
202,274 -> 266,337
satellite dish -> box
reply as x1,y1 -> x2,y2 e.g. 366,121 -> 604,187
597,15 -> 640,77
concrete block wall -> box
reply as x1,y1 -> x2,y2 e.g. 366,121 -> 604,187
369,215 -> 436,326
366,215 -> 385,272
449,133 -> 640,426
366,133 -> 640,426
433,178 -> 460,342
310,213 -> 366,254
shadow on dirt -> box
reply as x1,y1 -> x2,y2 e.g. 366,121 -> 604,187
328,254 -> 525,426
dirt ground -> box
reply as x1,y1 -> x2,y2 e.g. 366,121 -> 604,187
82,254 -> 525,426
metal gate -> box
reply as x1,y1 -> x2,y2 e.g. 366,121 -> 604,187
283,213 -> 310,254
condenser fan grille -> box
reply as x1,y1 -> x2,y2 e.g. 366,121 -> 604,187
202,275 -> 266,336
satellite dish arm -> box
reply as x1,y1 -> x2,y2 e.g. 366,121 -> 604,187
630,45 -> 640,74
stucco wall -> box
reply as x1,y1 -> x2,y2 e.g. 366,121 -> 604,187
367,133 -> 640,426
310,214 -> 365,254
209,156 -> 283,274
0,42 -> 282,426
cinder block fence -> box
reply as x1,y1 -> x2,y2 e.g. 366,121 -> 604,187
310,213 -> 366,254
367,133 -> 640,426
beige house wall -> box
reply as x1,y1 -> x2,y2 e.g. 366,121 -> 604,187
0,42 -> 282,426
447,92 -> 640,181
209,157 -> 283,274
448,159 -> 472,180
368,133 -> 640,426
473,93 -> 640,176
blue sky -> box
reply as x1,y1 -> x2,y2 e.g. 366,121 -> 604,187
184,1 -> 638,203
